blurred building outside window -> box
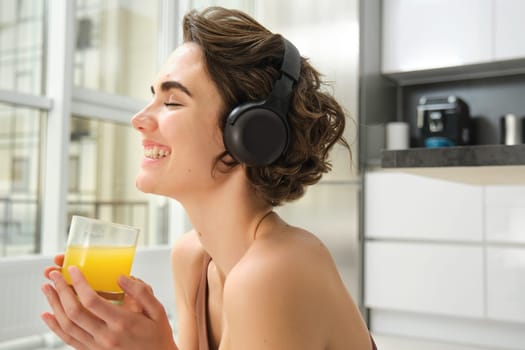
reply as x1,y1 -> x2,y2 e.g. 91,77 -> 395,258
0,0 -> 46,257
74,0 -> 159,100
0,104 -> 45,256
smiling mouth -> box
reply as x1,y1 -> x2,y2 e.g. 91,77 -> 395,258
144,146 -> 171,159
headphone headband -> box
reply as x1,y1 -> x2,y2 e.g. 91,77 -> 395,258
266,38 -> 301,120
280,38 -> 301,82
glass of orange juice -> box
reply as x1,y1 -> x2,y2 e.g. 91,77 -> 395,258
62,215 -> 140,302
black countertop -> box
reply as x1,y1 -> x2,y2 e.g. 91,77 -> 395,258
382,144 -> 525,168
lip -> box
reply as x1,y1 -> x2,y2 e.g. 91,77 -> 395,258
142,139 -> 171,149
141,139 -> 172,165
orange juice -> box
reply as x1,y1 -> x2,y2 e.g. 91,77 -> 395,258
62,245 -> 136,299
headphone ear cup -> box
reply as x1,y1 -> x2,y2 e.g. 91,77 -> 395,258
224,104 -> 289,166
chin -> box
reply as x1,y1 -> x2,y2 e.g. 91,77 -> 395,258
135,174 -> 181,199
135,174 -> 158,194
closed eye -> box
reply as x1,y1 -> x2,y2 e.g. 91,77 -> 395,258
164,103 -> 182,108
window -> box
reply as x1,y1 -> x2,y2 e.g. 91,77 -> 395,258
0,0 -> 45,95
0,103 -> 46,256
74,0 -> 160,100
190,0 -> 254,12
0,0 -> 172,258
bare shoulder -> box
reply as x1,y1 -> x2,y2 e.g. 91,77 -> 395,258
171,229 -> 206,274
227,224 -> 340,294
171,230 -> 207,305
222,226 -> 344,349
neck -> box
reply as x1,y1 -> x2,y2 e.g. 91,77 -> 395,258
179,169 -> 273,277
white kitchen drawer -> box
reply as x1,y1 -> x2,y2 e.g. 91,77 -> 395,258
364,241 -> 484,318
487,247 -> 525,323
365,172 -> 483,241
485,186 -> 525,243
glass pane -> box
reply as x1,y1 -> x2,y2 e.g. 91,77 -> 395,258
0,0 -> 45,94
190,0 -> 255,12
74,0 -> 160,100
0,103 -> 45,256
67,116 -> 168,246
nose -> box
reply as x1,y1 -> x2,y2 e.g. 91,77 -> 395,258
131,104 -> 158,132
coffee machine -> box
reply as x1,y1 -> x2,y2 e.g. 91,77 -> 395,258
417,96 -> 473,147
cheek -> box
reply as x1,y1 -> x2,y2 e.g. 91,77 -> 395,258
159,112 -> 223,155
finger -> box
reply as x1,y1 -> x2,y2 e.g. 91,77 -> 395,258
44,254 -> 65,279
68,266 -> 123,323
41,283 -> 95,347
49,270 -> 106,336
41,312 -> 91,350
120,277 -> 153,314
129,276 -> 154,294
44,266 -> 61,280
118,275 -> 166,321
122,293 -> 144,314
54,254 -> 65,266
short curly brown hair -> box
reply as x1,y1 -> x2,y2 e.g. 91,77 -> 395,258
183,7 -> 350,206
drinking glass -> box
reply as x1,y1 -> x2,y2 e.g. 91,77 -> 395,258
61,215 -> 140,302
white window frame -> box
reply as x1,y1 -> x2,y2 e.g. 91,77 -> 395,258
0,89 -> 52,110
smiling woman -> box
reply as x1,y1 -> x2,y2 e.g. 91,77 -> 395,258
41,6 -> 375,350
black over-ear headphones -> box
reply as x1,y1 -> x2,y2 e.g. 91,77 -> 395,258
223,38 -> 301,167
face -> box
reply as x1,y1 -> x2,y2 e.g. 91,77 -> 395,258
131,42 -> 226,199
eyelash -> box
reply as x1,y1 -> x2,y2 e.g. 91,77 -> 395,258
164,103 -> 182,108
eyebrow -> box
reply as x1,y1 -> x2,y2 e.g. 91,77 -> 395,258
150,80 -> 193,97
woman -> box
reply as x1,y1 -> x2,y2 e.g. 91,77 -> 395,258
42,7 -> 376,350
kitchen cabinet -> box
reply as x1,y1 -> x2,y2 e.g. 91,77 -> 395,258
382,0 -> 525,77
365,171 -> 483,241
365,241 -> 484,318
486,247 -> 525,323
365,171 -> 525,325
494,0 -> 525,60
365,0 -> 525,347
485,186 -> 525,243
382,0 -> 492,73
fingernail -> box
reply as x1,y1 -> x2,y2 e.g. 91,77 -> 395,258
68,265 -> 79,277
118,275 -> 130,287
41,284 -> 50,295
49,271 -> 60,282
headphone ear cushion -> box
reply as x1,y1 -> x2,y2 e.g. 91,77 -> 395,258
224,106 -> 288,166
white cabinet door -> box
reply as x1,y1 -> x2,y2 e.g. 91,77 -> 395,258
365,172 -> 483,241
364,241 -> 484,318
485,186 -> 525,243
494,0 -> 525,60
487,247 -> 525,323
382,0 -> 493,73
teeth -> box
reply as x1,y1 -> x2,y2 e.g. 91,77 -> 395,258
144,147 -> 170,159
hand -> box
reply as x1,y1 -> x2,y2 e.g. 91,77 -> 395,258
41,265 -> 178,350
43,255 -> 142,312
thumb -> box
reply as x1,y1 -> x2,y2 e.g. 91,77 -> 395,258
118,275 -> 165,321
